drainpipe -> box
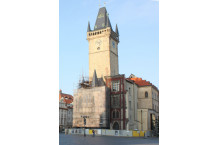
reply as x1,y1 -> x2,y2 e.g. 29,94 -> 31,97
141,110 -> 143,131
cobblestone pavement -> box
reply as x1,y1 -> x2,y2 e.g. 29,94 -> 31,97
59,133 -> 159,145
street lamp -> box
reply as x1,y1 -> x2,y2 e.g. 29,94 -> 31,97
99,122 -> 103,136
81,115 -> 89,137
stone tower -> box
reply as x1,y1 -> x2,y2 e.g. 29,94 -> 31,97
87,7 -> 119,81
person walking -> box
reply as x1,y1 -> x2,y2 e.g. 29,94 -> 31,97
92,130 -> 95,137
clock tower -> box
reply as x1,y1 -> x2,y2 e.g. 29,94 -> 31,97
87,7 -> 119,81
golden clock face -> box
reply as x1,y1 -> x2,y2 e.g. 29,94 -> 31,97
95,39 -> 102,46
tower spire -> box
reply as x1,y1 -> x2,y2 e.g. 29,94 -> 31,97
94,7 -> 112,30
106,13 -> 111,28
92,69 -> 99,87
87,21 -> 91,32
115,24 -> 119,35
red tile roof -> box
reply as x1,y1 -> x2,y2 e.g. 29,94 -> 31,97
126,77 -> 159,91
59,90 -> 73,104
127,77 -> 152,86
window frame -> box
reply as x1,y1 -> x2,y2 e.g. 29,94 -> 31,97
145,91 -> 148,98
111,80 -> 120,92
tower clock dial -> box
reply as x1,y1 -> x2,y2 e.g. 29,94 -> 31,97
95,39 -> 102,47
112,41 -> 115,48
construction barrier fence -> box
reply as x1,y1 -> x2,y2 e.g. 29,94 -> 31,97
65,128 -> 151,137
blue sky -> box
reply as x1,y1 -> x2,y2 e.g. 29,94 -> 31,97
59,0 -> 159,95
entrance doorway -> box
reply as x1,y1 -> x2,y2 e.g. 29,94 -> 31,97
113,122 -> 119,130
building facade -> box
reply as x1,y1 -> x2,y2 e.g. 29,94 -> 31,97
127,74 -> 159,131
67,104 -> 73,128
59,97 -> 68,130
105,75 -> 127,130
73,71 -> 110,128
125,78 -> 138,130
59,90 -> 74,129
71,7 -> 159,132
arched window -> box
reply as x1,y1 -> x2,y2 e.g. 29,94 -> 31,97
145,91 -> 148,97
116,111 -> 119,118
113,111 -> 115,118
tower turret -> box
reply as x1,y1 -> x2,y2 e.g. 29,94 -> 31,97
115,24 -> 119,36
87,21 -> 91,32
91,70 -> 99,87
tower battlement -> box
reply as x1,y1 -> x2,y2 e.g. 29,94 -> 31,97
87,27 -> 119,42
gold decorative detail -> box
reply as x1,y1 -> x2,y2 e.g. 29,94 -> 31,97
98,13 -> 104,18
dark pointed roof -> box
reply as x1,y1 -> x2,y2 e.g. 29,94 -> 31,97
115,24 -> 119,35
82,76 -> 85,83
98,77 -> 105,86
94,7 -> 112,30
92,70 -> 99,87
87,21 -> 91,32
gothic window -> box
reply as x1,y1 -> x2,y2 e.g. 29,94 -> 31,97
116,111 -> 119,118
112,97 -> 115,105
112,81 -> 120,92
145,91 -> 148,98
112,95 -> 119,106
113,111 -> 115,118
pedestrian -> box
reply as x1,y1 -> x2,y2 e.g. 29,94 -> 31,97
92,130 -> 95,137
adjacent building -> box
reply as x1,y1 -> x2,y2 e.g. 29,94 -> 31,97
127,74 -> 159,131
59,90 -> 74,130
59,97 -> 68,130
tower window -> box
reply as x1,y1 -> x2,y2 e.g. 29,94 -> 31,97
112,111 -> 119,119
145,91 -> 148,98
112,81 -> 120,92
97,47 -> 100,50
